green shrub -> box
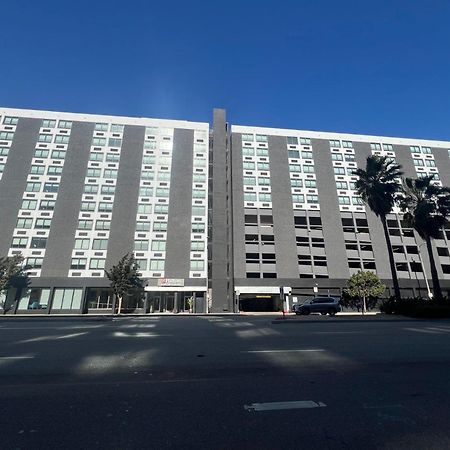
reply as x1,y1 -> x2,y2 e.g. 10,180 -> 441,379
380,296 -> 450,318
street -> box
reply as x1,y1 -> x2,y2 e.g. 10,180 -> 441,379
1,315 -> 450,449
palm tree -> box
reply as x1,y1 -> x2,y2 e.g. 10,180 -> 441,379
355,155 -> 403,302
399,176 -> 450,301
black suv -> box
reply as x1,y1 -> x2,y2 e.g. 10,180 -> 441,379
292,297 -> 341,316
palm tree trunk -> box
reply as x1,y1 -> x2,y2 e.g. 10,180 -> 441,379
362,295 -> 366,315
117,295 -> 123,314
425,236 -> 442,301
381,215 -> 401,302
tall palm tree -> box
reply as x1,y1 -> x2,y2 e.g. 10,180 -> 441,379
355,155 -> 403,302
399,176 -> 450,301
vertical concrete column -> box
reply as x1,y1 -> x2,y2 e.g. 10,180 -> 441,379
105,125 -> 145,268
268,135 -> 298,279
210,109 -> 233,312
165,129 -> 194,278
42,121 -> 94,277
0,117 -> 41,255
312,138 -> 349,280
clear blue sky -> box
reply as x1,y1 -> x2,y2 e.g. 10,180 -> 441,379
2,0 -> 450,140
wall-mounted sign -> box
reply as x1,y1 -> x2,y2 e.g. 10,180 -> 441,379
157,278 -> 185,287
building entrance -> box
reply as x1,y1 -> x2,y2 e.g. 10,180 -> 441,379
239,294 -> 281,312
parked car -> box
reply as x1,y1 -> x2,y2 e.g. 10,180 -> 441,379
292,297 -> 341,316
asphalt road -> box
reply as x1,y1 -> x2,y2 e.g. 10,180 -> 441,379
1,315 -> 450,449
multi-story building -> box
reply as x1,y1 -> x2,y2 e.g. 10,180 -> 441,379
1,107 -> 450,314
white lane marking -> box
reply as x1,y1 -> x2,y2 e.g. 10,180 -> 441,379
0,356 -> 35,360
245,401 -> 326,411
242,349 -> 325,353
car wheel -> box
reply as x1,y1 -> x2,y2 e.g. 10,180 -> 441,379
328,308 -> 337,316
320,312 -> 327,315
295,312 -> 301,315
303,308 -> 310,315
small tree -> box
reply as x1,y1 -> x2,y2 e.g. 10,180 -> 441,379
344,271 -> 386,315
105,253 -> 144,314
0,255 -> 30,313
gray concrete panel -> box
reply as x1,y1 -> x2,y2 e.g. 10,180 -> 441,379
393,145 -> 417,178
312,138 -> 349,279
211,109 -> 233,312
231,133 -> 246,279
353,142 -> 391,279
0,118 -> 41,255
432,147 -> 450,187
105,125 -> 145,268
268,136 -> 298,278
165,129 -> 194,278
41,122 -> 94,277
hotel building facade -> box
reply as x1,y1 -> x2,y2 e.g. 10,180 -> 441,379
1,107 -> 450,314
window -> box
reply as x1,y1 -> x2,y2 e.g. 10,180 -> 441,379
287,136 -> 298,145
192,189 -> 205,198
3,116 -> 18,125
77,220 -> 93,230
329,139 -> 340,148
39,200 -> 55,211
137,204 -> 152,214
425,159 -> 436,167
101,185 -> 115,195
334,167 -> 345,175
92,137 -> 106,146
243,162 -> 255,170
304,179 -> 316,188
43,183 -> 59,193
81,202 -> 96,211
290,179 -> 303,187
256,134 -> 268,143
242,134 -> 254,142
86,168 -> 101,178
383,144 -> 393,151
303,165 -> 315,173
74,239 -> 90,250
70,259 -> 87,270
103,169 -> 117,179
26,182 -> 41,192
410,146 -> 420,153
344,154 -> 355,162
11,237 -> 28,248
95,123 -> 108,132
257,148 -> 269,156
307,194 -> 319,203
30,237 -> 47,249
331,153 -> 343,161
352,196 -> 363,205
31,165 -> 45,175
244,192 -> 257,202
34,149 -> 49,158
92,239 -> 108,250
289,164 -> 301,172
192,223 -> 205,233
242,147 -> 254,156
151,240 -> 166,251
111,124 -> 124,133
17,218 -> 33,229
21,200 -> 37,210
157,172 -> 170,181
90,259 -> 105,269
336,181 -> 348,190
257,162 -> 270,171
338,196 -> 350,205
153,222 -> 167,232
190,260 -> 204,271
98,202 -> 113,212
106,153 -> 120,162
35,218 -> 52,229
413,159 -> 424,166
292,194 -> 305,203
192,206 -> 205,216
422,146 -> 432,154
134,240 -> 149,251
58,120 -> 72,129
258,177 -> 271,185
156,188 -> 170,197
54,135 -> 70,144
0,131 -> 14,140
193,173 -> 206,183
38,134 -> 53,143
259,193 -> 271,202
288,150 -> 300,158
142,155 -> 156,164
139,187 -> 153,196
47,166 -> 63,175
300,137 -> 311,145
84,184 -> 98,194
191,241 -> 205,251
154,204 -> 169,214
370,143 -> 381,151
50,149 -> 66,159
26,258 -> 43,269
136,221 -> 150,231
42,119 -> 56,128
150,260 -> 165,271
301,151 -> 313,159
95,220 -> 111,230
108,138 -> 122,148
90,152 -> 103,161
141,170 -> 154,180
342,141 -> 353,148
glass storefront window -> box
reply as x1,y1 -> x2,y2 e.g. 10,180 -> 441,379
18,288 -> 51,310
51,289 -> 83,310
